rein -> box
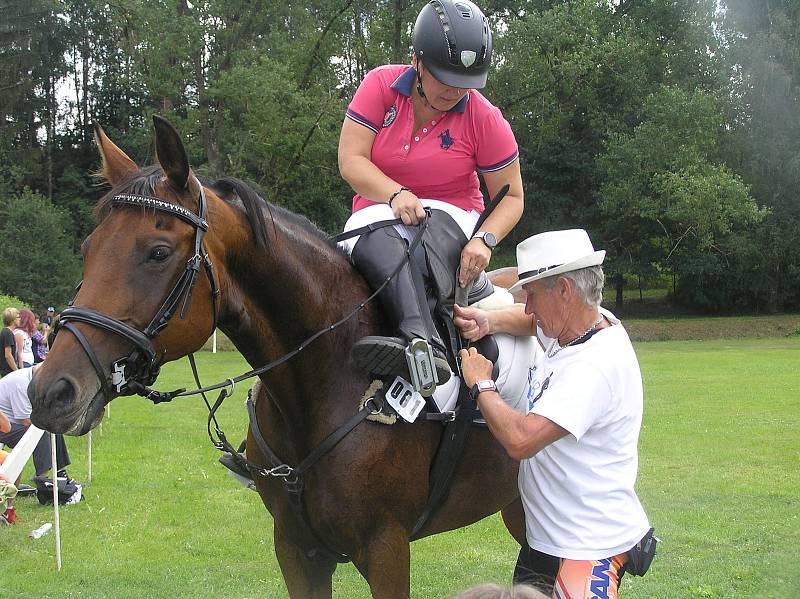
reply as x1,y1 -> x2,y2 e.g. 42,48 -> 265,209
144,211 -> 430,403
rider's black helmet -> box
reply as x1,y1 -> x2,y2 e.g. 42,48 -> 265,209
412,0 -> 493,89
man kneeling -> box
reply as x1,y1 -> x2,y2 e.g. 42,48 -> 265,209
457,229 -> 656,598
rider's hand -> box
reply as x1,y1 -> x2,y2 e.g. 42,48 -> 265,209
458,347 -> 494,388
459,238 -> 492,288
453,304 -> 490,341
390,190 -> 426,226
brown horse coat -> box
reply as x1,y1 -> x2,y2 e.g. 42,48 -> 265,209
29,117 -> 525,599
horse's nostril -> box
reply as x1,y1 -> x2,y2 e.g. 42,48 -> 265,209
45,378 -> 77,410
30,377 -> 79,433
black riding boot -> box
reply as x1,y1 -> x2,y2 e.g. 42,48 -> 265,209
350,226 -> 450,393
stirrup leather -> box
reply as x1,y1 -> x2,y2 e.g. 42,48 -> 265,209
405,338 -> 438,398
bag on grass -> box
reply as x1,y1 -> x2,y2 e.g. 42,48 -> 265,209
32,475 -> 83,505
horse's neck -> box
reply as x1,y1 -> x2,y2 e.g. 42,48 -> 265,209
217,207 -> 376,418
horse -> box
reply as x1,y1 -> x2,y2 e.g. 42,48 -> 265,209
28,116 -> 525,599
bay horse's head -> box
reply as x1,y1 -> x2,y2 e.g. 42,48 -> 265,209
29,117 -> 219,435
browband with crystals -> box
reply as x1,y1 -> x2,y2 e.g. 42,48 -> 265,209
518,264 -> 562,279
111,194 -> 208,231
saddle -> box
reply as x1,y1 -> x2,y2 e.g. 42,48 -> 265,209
368,209 -> 531,422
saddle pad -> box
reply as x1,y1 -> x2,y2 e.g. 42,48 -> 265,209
431,334 -> 537,414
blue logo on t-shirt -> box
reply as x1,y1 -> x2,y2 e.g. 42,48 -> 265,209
383,106 -> 397,128
439,129 -> 455,150
527,371 -> 552,411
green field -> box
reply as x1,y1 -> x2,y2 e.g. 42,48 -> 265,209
3,338 -> 799,598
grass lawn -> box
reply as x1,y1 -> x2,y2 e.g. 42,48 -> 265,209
3,339 -> 799,598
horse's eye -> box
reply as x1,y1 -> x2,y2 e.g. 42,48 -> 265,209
148,246 -> 171,262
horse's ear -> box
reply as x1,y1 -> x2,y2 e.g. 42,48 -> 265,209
93,123 -> 139,186
153,115 -> 190,190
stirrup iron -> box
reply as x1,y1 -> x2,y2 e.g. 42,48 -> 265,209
405,338 -> 438,398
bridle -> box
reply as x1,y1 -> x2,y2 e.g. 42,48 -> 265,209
53,189 -> 219,401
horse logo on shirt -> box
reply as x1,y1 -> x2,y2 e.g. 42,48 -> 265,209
382,106 -> 397,128
527,371 -> 552,411
439,129 -> 455,150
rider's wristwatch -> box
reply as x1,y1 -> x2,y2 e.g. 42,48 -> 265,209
470,379 -> 497,401
472,231 -> 497,249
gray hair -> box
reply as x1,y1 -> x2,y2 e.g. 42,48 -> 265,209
541,265 -> 604,307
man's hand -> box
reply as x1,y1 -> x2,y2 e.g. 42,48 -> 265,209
453,304 -> 490,341
458,347 -> 494,388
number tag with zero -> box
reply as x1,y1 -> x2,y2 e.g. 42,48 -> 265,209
385,376 -> 425,422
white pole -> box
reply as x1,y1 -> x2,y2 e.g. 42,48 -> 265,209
212,329 -> 217,353
87,430 -> 92,484
50,433 -> 62,571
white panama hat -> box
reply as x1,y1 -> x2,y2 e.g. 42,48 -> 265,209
508,229 -> 606,293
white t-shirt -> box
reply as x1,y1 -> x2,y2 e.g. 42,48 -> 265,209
14,329 -> 34,365
0,365 -> 36,425
519,308 -> 650,560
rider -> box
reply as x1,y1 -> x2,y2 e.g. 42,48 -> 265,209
338,0 -> 524,394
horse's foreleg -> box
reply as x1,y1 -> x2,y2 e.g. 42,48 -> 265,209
351,525 -> 411,599
273,523 -> 337,599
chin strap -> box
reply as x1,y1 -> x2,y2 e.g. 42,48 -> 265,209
416,68 -> 446,113
416,69 -> 427,99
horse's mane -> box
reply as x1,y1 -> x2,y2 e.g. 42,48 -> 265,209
208,177 -> 342,255
93,166 -> 340,255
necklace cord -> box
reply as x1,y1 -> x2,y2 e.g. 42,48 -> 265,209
548,315 -> 604,358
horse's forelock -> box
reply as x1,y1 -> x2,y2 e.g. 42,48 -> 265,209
93,166 -> 164,222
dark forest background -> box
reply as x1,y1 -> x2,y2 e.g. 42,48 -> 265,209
2,0 -> 799,315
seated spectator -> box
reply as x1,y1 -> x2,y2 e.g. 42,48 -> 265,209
0,472 -> 18,524
0,411 -> 18,523
0,365 -> 79,521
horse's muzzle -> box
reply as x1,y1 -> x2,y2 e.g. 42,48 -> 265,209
28,375 -> 105,436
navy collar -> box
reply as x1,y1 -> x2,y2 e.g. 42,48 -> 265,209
391,67 -> 469,113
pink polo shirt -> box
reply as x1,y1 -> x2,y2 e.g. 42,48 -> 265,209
345,65 -> 519,214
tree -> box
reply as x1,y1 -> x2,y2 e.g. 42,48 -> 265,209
490,0 -> 719,237
0,0 -> 69,197
0,189 -> 82,312
717,0 -> 800,310
597,85 -> 766,310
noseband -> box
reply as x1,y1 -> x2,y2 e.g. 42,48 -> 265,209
54,189 -> 219,401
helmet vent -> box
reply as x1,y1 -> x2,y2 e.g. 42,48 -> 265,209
453,2 -> 473,19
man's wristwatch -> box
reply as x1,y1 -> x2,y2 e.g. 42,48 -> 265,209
472,231 -> 497,249
470,379 -> 497,401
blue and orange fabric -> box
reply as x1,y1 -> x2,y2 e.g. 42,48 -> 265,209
552,554 -> 627,599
